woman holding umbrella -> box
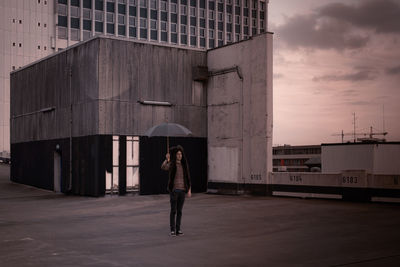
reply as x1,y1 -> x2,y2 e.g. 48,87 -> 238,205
161,145 -> 192,236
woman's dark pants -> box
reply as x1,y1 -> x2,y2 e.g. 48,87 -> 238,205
170,190 -> 186,232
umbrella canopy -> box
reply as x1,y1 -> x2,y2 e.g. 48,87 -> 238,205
144,123 -> 192,152
144,122 -> 192,137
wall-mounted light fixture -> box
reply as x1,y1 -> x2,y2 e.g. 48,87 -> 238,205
138,100 -> 172,106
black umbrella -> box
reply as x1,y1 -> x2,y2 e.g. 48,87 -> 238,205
144,122 -> 192,152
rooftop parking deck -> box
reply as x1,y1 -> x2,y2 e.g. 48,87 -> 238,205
1,164 -> 399,266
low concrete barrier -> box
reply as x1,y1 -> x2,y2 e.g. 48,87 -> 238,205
269,171 -> 400,202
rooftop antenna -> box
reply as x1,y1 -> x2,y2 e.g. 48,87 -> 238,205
352,112 -> 356,143
382,104 -> 385,133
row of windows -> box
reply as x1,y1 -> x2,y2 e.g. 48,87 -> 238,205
58,15 -> 262,30
11,19 -> 48,28
57,1 -> 265,19
11,42 -> 48,50
273,148 -> 322,155
57,25 -> 252,48
57,0 -> 265,10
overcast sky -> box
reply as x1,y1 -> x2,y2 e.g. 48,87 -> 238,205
269,0 -> 400,145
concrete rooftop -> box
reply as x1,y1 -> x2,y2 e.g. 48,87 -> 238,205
1,164 -> 399,266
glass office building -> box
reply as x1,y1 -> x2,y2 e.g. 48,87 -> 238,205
56,0 -> 268,49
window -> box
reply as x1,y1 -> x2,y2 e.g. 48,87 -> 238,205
150,19 -> 157,29
129,0 -> 136,4
95,0 -> 104,10
199,8 -> 205,18
235,0 -> 240,5
252,0 -> 257,9
199,28 -> 205,37
150,0 -> 157,9
235,15 -> 240,24
58,26 -> 68,38
95,10 -> 104,21
119,15 -> 125,24
170,3 -> 177,13
171,23 -> 177,33
140,18 -> 147,28
252,18 -> 256,27
244,17 -> 248,25
83,0 -> 92,8
129,16 -> 136,26
161,21 -> 167,31
181,24 -> 186,34
58,4 -> 67,15
209,10 -> 214,19
218,31 -> 223,40
235,33 -> 240,41
19,43 -> 22,47
181,5 -> 187,15
70,6 -> 80,17
161,1 -> 167,11
227,32 -> 231,42
107,13 -> 115,23
12,42 -> 16,46
226,14 -> 232,23
218,12 -> 223,21
140,0 -> 147,7
190,7 -> 195,16
190,26 -> 196,35
83,9 -> 92,19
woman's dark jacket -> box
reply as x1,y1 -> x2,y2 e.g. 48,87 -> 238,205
162,145 -> 191,193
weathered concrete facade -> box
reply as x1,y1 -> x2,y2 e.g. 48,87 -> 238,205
11,37 -> 207,142
10,36 -> 208,196
207,34 -> 273,194
10,33 -> 274,197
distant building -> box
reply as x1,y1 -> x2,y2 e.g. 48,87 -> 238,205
322,142 -> 400,175
273,145 -> 321,172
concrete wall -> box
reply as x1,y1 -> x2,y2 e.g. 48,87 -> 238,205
270,171 -> 400,202
207,33 -> 273,191
97,38 -> 207,137
322,143 -> 400,175
11,37 -> 100,143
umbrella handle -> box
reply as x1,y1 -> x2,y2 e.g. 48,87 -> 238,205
167,136 -> 169,154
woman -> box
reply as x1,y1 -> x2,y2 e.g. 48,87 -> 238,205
161,145 -> 191,236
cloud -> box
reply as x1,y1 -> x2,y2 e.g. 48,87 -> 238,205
319,0 -> 400,34
313,70 -> 375,82
276,15 -> 369,51
276,0 -> 400,51
385,65 -> 400,75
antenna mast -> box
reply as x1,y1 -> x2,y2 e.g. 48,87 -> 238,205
352,112 -> 356,143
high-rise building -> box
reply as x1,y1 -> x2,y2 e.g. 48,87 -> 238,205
0,0 -> 269,153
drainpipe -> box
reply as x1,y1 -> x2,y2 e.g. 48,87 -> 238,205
68,67 -> 72,192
